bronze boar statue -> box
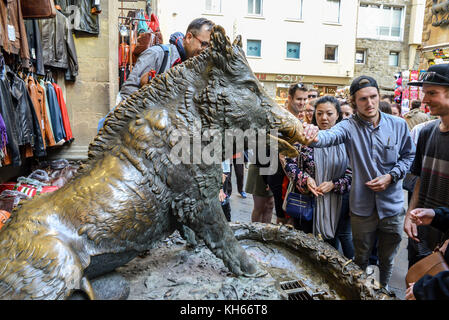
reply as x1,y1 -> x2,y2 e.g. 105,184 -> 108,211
0,26 -> 310,299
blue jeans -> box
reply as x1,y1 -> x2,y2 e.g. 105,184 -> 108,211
326,193 -> 354,259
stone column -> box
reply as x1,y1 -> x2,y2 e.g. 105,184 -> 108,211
48,0 -> 119,160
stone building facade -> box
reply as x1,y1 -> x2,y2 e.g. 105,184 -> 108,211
418,0 -> 449,69
354,0 -> 423,94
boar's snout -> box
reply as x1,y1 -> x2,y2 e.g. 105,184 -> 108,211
267,104 -> 309,157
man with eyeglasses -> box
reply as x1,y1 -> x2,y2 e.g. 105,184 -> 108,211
302,75 -> 415,290
119,17 -> 215,102
403,64 -> 449,283
97,18 -> 215,131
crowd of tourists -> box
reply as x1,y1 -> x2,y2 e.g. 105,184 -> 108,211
231,66 -> 449,300
112,15 -> 449,300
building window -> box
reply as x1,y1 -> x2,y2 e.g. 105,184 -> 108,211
248,0 -> 263,15
355,49 -> 366,64
323,0 -> 340,23
389,51 -> 399,66
286,42 -> 300,59
357,4 -> 404,40
286,0 -> 303,20
205,0 -> 221,13
324,45 -> 338,62
247,40 -> 261,57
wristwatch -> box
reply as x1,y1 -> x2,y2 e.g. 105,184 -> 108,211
389,171 -> 399,184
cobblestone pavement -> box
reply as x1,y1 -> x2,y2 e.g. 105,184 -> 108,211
227,166 -> 408,300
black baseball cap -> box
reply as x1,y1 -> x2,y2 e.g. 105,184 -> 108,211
350,75 -> 379,95
409,63 -> 449,87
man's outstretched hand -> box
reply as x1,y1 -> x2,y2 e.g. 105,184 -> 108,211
302,123 -> 319,145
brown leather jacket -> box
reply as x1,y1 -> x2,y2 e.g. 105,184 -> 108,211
26,76 -> 56,147
0,0 -> 30,63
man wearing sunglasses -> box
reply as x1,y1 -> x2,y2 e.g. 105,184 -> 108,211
404,64 -> 449,287
307,88 -> 320,100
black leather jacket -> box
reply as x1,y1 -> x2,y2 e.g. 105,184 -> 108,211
39,10 -> 79,80
5,67 -> 46,158
24,19 -> 45,76
55,0 -> 100,35
0,67 -> 20,166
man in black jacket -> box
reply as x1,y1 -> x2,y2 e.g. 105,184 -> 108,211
406,207 -> 449,300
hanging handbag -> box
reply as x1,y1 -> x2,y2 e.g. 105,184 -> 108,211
405,231 -> 449,287
21,0 -> 56,19
282,156 -> 314,221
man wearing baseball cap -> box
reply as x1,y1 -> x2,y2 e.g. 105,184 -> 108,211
404,63 -> 449,297
303,75 -> 415,289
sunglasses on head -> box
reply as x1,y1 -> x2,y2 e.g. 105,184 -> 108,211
418,71 -> 449,83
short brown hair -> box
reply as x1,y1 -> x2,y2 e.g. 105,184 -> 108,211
288,83 -> 308,97
186,18 -> 215,36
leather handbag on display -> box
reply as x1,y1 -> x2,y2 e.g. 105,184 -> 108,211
21,0 -> 56,19
406,235 -> 449,287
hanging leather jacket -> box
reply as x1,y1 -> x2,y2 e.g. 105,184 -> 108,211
55,0 -> 99,35
24,19 -> 45,76
6,67 -> 33,147
5,68 -> 45,157
0,0 -> 30,66
39,10 -> 79,80
26,76 -> 46,149
0,65 -> 20,166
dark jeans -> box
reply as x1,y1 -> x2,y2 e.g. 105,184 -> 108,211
326,193 -> 354,259
294,216 -> 313,234
230,161 -> 244,194
221,172 -> 232,222
266,158 -> 286,219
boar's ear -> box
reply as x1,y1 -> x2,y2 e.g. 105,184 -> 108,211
233,35 -> 242,48
210,25 -> 233,65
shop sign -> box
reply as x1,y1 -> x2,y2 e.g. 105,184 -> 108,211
255,73 -> 304,83
275,74 -> 304,83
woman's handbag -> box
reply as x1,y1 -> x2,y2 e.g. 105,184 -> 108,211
405,233 -> 449,287
282,155 -> 314,221
282,187 -> 314,221
21,0 -> 56,19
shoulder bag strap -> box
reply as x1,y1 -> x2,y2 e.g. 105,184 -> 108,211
436,229 -> 449,252
157,45 -> 170,74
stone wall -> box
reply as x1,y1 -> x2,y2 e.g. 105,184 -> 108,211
48,0 -> 120,160
354,0 -> 412,93
419,0 -> 449,69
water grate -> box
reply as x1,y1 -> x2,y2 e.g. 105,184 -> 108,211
279,279 -> 326,300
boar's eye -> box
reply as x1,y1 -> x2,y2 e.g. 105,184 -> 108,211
245,81 -> 258,93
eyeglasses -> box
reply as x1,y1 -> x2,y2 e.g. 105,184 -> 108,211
418,71 -> 449,83
191,33 -> 210,49
308,94 -> 317,99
